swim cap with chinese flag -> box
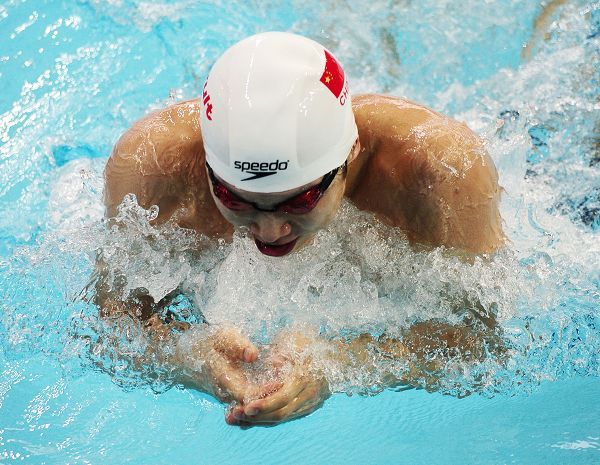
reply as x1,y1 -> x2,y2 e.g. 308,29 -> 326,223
200,32 -> 358,193
320,50 -> 345,98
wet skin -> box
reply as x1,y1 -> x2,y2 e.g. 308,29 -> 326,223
102,94 -> 505,425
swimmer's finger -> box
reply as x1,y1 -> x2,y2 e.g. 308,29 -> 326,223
226,403 -> 253,426
225,409 -> 237,425
210,327 -> 259,363
242,374 -> 306,416
209,355 -> 253,402
224,380 -> 287,426
271,388 -> 327,422
235,382 -> 327,424
251,380 -> 285,401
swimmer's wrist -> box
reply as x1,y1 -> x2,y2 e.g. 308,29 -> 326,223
170,323 -> 214,392
171,323 -> 210,367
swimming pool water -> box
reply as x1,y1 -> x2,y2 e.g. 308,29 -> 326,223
1,0 -> 599,464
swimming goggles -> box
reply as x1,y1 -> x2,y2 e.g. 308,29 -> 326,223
206,161 -> 344,214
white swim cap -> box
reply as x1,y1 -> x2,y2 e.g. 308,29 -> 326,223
200,32 -> 358,193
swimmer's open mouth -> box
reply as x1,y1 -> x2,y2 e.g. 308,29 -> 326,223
254,238 -> 298,257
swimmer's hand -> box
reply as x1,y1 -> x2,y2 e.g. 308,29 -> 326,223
174,325 -> 267,404
226,330 -> 330,426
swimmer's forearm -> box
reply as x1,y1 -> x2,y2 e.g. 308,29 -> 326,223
147,322 -> 260,403
331,332 -> 454,390
93,263 -> 205,386
336,322 -> 505,391
166,324 -> 220,395
133,318 -> 224,397
328,334 -> 412,388
94,297 -> 217,395
92,250 -> 249,401
94,288 -> 237,399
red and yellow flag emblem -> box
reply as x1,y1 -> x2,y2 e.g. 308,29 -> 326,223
320,50 -> 345,98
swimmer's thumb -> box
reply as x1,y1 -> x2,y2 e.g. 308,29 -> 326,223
211,327 -> 259,363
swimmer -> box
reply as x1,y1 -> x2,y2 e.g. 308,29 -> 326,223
97,32 -> 505,425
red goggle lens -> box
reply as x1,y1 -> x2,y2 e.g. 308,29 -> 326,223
214,181 -> 321,214
278,187 -> 322,214
213,182 -> 253,211
207,160 -> 340,215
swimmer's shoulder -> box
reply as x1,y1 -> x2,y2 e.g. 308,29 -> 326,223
352,94 -> 444,144
104,99 -> 210,221
349,94 -> 503,253
108,99 -> 204,179
351,93 -> 485,170
347,94 -> 451,192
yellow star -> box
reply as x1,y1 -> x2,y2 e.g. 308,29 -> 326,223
325,75 -> 331,83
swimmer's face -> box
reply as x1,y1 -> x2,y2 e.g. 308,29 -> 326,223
207,142 -> 360,257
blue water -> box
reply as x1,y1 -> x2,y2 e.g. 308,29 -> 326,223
2,357 -> 599,464
1,0 -> 599,464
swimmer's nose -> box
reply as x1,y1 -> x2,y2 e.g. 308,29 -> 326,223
250,215 -> 292,244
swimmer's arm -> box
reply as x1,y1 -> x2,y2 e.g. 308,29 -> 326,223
92,261 -> 262,403
340,321 -> 505,390
232,323 -> 504,424
99,104 -> 249,402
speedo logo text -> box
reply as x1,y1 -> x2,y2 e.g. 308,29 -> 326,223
234,160 -> 289,181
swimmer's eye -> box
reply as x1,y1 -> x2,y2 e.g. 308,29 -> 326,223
277,187 -> 323,214
206,162 -> 253,211
206,160 -> 345,215
212,182 -> 253,211
277,161 -> 344,214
